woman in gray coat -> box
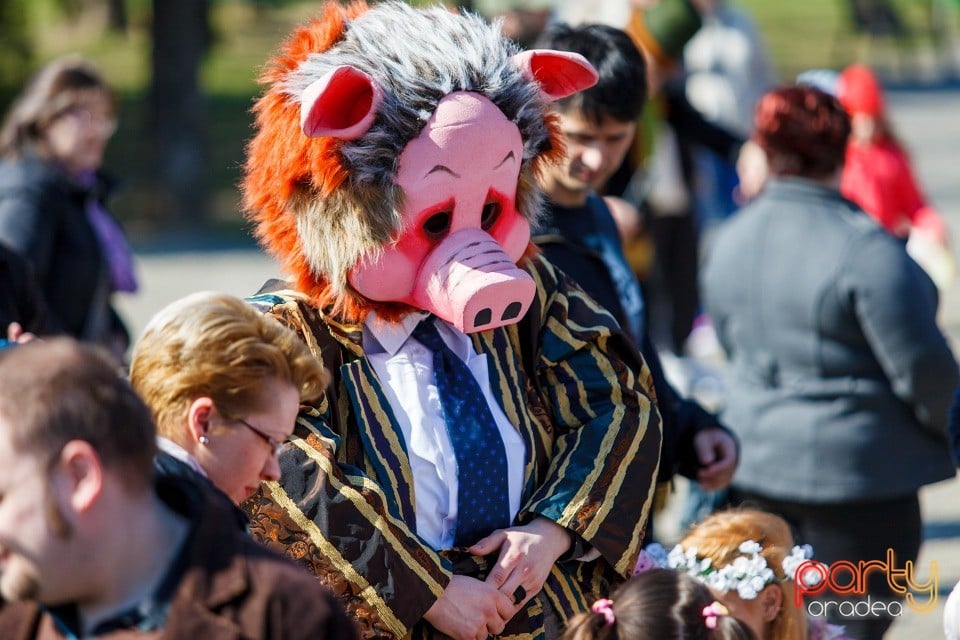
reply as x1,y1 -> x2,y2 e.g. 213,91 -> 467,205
702,86 -> 957,640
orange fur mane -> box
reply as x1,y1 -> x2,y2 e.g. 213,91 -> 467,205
243,1 -> 371,318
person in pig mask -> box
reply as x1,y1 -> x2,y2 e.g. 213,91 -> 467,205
240,3 -> 663,639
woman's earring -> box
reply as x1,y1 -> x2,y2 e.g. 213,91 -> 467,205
199,435 -> 210,445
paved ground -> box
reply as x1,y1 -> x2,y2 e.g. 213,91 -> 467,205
115,87 -> 960,638
867,87 -> 960,640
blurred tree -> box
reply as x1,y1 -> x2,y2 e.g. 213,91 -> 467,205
0,0 -> 33,113
108,0 -> 128,33
150,0 -> 211,224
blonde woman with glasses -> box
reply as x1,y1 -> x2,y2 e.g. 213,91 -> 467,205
130,291 -> 328,506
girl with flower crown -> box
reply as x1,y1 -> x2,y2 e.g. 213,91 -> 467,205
563,568 -> 756,640
636,509 -> 849,640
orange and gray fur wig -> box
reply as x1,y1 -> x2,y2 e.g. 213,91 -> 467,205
242,1 -> 565,322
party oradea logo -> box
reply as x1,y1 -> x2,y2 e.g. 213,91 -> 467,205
794,549 -> 938,618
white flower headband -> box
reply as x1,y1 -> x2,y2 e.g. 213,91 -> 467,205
635,540 -> 816,600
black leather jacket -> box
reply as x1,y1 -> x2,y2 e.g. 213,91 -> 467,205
0,153 -> 127,347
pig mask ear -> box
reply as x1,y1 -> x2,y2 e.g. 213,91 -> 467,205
300,66 -> 384,139
512,50 -> 599,101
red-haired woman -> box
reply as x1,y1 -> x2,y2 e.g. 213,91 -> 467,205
701,85 -> 958,640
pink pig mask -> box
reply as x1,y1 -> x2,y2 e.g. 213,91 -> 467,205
300,50 -> 598,333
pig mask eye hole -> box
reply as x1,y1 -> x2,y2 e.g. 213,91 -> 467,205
422,211 -> 452,239
480,201 -> 501,231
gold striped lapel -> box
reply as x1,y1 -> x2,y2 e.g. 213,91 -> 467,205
340,356 -> 418,525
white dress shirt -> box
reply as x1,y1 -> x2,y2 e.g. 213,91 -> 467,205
363,311 -> 526,550
157,436 -> 207,476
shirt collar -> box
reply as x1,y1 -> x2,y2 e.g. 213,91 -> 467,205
363,310 -> 429,356
157,437 -> 207,478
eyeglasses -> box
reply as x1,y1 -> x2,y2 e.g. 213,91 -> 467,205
59,107 -> 118,137
236,418 -> 284,457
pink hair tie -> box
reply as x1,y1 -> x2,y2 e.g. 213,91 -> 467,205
592,598 -> 615,626
702,601 -> 729,630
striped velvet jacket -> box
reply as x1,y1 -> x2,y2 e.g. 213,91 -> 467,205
243,255 -> 662,640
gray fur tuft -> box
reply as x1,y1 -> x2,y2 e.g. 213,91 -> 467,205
285,1 -> 553,226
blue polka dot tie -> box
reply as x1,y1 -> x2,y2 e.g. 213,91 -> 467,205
412,318 -> 511,547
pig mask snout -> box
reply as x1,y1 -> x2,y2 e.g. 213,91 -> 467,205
412,229 -> 535,333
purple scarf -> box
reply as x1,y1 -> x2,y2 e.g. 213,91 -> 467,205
78,171 -> 138,293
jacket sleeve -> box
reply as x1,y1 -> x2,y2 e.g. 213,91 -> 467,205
519,256 -> 663,577
242,293 -> 451,640
267,568 -> 362,640
0,186 -> 65,332
640,329 -> 733,481
949,385 -> 960,467
0,244 -> 50,335
842,231 -> 959,437
0,187 -> 57,284
890,148 -> 948,241
665,79 -> 745,166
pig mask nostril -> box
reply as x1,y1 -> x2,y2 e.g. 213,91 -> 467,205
474,308 -> 492,327
501,302 -> 523,321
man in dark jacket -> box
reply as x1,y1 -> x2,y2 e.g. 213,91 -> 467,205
0,338 -> 358,640
532,23 -> 737,521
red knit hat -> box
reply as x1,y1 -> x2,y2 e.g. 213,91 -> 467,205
837,64 -> 885,117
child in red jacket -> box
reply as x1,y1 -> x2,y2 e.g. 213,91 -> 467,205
837,64 -> 954,287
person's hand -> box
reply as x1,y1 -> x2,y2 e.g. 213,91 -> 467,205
6,322 -> 37,344
693,427 -> 738,490
735,140 -> 768,204
469,517 -> 572,610
423,574 -> 515,640
907,227 -> 956,292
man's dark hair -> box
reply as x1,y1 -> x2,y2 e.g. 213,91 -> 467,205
534,23 -> 648,125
